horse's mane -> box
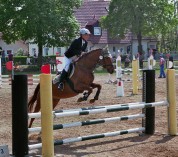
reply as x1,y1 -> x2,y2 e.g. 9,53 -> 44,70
77,49 -> 102,62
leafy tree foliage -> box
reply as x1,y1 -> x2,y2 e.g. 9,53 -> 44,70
0,0 -> 82,66
101,0 -> 177,54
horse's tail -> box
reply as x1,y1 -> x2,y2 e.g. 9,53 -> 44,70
28,83 -> 40,112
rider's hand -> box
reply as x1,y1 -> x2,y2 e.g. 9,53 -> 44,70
81,52 -> 86,56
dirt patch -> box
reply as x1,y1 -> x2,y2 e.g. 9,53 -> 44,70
0,73 -> 178,157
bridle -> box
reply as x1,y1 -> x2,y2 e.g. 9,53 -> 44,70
97,49 -> 114,68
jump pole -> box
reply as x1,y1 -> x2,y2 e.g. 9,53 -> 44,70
167,69 -> 177,135
40,74 -> 54,156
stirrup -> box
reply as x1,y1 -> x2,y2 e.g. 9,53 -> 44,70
58,82 -> 64,90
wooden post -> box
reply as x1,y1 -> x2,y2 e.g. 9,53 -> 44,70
40,74 -> 54,156
167,69 -> 177,135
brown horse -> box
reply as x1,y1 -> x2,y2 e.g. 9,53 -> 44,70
28,48 -> 114,127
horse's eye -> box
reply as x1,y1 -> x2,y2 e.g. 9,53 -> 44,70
99,56 -> 103,60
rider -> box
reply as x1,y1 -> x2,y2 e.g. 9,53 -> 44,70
58,28 -> 91,90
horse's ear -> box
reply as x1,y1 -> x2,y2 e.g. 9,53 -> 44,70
102,45 -> 109,52
102,45 -> 111,57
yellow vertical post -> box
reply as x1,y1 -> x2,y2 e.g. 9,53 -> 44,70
40,74 -> 54,156
167,69 -> 177,135
136,59 -> 141,90
132,60 -> 138,94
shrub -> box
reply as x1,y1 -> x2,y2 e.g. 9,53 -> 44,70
15,48 -> 25,56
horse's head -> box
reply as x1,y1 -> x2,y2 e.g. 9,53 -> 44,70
98,48 -> 115,74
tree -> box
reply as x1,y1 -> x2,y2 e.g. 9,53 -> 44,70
101,0 -> 177,54
0,0 -> 82,67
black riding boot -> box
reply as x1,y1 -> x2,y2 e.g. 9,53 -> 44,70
58,70 -> 68,90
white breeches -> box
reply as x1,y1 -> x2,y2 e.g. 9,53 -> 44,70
63,56 -> 78,72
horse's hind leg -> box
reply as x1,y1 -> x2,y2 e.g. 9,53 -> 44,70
29,97 -> 60,128
28,118 -> 34,128
53,98 -> 60,110
28,94 -> 41,128
89,83 -> 101,103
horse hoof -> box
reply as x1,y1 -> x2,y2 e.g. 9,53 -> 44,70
77,97 -> 83,102
90,99 -> 95,103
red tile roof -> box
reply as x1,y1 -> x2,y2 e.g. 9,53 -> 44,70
74,0 -> 128,44
75,0 -> 110,27
75,0 -> 155,44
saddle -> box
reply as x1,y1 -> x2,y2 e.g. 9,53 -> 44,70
67,63 -> 75,78
53,63 -> 77,92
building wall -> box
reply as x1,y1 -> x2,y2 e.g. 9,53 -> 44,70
0,40 -> 28,55
107,44 -> 130,57
29,42 -> 132,57
132,39 -> 157,59
28,43 -> 67,56
0,39 -> 157,59
87,42 -> 131,58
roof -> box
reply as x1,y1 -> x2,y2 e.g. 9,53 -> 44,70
74,0 -> 130,44
75,0 -> 110,28
75,0 -> 157,45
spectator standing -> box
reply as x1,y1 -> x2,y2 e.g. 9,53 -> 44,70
34,52 -> 37,57
152,49 -> 156,59
49,57 -> 55,72
124,55 -> 130,68
169,55 -> 174,69
8,52 -> 13,61
1,50 -> 6,65
26,53 -> 32,65
158,55 -> 166,78
135,52 -> 139,59
33,51 -> 37,64
166,53 -> 170,60
139,53 -> 144,69
136,52 -> 144,69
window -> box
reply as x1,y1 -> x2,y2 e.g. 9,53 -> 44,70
150,45 -> 156,49
57,47 -> 61,53
113,46 -> 115,52
44,47 -> 49,56
57,47 -> 61,56
32,48 -> 36,55
127,45 -> 131,53
7,50 -> 12,54
94,27 -> 102,36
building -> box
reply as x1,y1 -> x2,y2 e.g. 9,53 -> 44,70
0,0 -> 157,58
0,33 -> 28,56
29,0 -> 157,58
74,0 -> 157,58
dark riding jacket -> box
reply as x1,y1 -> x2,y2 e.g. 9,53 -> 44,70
65,37 -> 88,58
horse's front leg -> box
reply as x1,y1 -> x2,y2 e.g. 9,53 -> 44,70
77,87 -> 93,102
89,83 -> 101,103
